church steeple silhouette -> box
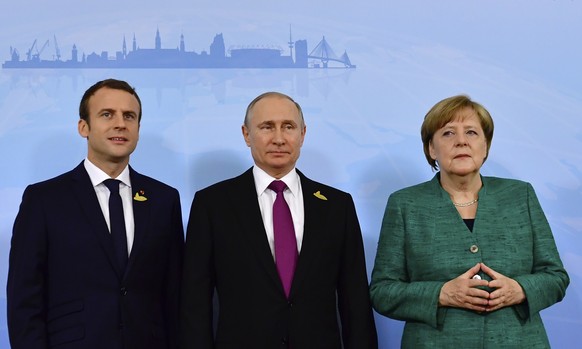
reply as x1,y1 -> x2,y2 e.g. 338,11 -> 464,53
72,44 -> 78,62
155,28 -> 161,50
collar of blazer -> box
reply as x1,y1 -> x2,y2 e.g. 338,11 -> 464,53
431,172 -> 489,206
125,166 -> 151,276
228,168 -> 333,297
71,163 -> 151,280
71,163 -> 126,279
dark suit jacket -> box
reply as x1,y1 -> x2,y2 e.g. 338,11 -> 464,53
7,162 -> 184,349
180,168 -> 377,349
370,174 -> 569,348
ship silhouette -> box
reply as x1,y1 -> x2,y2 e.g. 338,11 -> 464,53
3,28 -> 355,69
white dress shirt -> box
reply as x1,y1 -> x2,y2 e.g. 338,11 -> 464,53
84,159 -> 135,256
253,166 -> 304,259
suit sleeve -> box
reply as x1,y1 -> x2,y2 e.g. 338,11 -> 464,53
337,195 -> 378,349
369,194 -> 444,328
7,185 -> 49,349
512,183 -> 569,319
164,189 -> 185,349
180,191 -> 215,349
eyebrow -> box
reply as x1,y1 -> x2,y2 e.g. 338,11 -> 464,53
258,119 -> 297,125
123,110 -> 138,117
97,108 -> 138,116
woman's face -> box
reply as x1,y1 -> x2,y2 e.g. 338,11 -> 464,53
429,107 -> 488,177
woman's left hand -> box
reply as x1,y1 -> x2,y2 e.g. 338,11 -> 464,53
480,262 -> 526,311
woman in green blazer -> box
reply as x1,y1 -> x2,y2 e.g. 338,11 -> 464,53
370,95 -> 569,348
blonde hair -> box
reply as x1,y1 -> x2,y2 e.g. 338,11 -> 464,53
421,95 -> 494,170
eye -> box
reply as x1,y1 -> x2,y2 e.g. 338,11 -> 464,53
101,112 -> 112,118
260,124 -> 273,130
442,130 -> 454,136
124,113 -> 137,120
466,130 -> 478,135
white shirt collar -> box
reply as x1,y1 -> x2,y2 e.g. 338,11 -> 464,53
252,166 -> 300,197
83,158 -> 131,188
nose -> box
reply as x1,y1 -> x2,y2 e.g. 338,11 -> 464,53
272,127 -> 285,145
455,133 -> 468,146
113,114 -> 127,129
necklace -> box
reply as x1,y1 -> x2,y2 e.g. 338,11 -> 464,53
453,198 -> 479,207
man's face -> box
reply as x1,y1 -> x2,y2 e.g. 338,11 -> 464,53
242,95 -> 306,178
78,87 -> 140,169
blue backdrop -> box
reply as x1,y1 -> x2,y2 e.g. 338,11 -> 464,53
1,1 -> 581,347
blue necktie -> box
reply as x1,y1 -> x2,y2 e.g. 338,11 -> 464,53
268,180 -> 298,298
103,179 -> 128,272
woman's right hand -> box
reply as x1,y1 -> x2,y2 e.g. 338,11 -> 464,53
439,263 -> 490,312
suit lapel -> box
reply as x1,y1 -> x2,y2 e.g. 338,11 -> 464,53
126,167 -> 151,279
288,172 -> 328,297
70,163 -> 124,279
231,169 -> 284,293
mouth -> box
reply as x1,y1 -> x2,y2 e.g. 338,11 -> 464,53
454,154 -> 470,159
109,137 -> 128,143
267,152 -> 290,159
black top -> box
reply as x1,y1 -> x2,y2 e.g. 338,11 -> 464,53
463,218 -> 475,232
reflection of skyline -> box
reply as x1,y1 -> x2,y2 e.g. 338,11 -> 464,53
0,68 -> 354,104
3,28 -> 356,70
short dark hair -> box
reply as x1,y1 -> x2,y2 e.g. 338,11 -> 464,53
244,91 -> 304,127
79,79 -> 142,125
421,95 -> 494,170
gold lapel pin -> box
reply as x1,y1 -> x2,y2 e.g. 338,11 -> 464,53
133,190 -> 148,201
313,191 -> 328,200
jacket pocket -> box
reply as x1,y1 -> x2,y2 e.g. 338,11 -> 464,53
48,325 -> 85,348
47,299 -> 84,322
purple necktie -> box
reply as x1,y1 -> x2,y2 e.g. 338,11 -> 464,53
269,180 -> 298,298
103,179 -> 128,272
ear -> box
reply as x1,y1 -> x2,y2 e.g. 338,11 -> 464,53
242,125 -> 251,147
78,119 -> 89,138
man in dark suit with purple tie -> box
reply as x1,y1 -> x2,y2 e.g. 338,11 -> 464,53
180,92 -> 377,349
7,79 -> 184,349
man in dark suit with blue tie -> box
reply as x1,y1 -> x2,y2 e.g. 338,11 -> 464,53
7,79 -> 184,349
180,92 -> 377,349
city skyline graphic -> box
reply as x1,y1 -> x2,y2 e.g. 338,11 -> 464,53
3,27 -> 355,69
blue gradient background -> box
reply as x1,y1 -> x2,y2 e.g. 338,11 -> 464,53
1,1 -> 581,347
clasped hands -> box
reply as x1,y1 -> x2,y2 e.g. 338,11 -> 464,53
438,263 -> 526,312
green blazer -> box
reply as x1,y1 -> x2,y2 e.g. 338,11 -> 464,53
370,174 -> 569,348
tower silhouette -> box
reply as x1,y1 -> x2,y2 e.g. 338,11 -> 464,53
155,28 -> 161,50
